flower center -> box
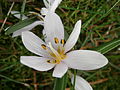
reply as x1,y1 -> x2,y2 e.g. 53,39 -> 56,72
41,37 -> 66,64
48,42 -> 66,64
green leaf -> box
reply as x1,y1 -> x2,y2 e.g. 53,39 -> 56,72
53,73 -> 68,90
93,38 -> 120,54
5,17 -> 37,35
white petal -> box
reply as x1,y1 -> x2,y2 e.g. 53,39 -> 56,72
11,11 -> 28,20
118,48 -> 120,50
44,0 -> 55,7
64,50 -> 108,70
52,62 -> 68,78
22,31 -> 49,57
48,0 -> 55,4
44,12 -> 64,48
64,20 -> 81,53
12,21 -> 44,37
50,0 -> 62,12
41,8 -> 48,15
43,0 -> 50,8
21,56 -> 55,71
71,75 -> 93,90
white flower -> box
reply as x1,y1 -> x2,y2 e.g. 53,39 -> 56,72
10,11 -> 44,37
12,21 -> 44,37
12,0 -> 62,37
20,12 -> 108,78
11,11 -> 28,20
41,0 -> 62,15
71,75 -> 93,90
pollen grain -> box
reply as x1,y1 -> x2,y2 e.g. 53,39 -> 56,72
54,37 -> 59,44
41,44 -> 47,50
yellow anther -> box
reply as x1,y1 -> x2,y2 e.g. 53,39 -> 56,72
51,59 -> 60,64
47,60 -> 51,63
61,39 -> 65,45
47,59 -> 60,64
52,60 -> 57,63
54,37 -> 59,44
41,44 -> 47,50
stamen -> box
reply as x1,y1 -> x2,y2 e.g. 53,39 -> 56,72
57,46 -> 65,55
54,37 -> 59,44
47,42 -> 66,64
47,60 -> 51,63
52,60 -> 57,63
49,52 -> 56,58
47,59 -> 59,64
48,42 -> 61,62
54,60 -> 57,63
61,39 -> 65,45
57,46 -> 66,59
41,44 -> 47,50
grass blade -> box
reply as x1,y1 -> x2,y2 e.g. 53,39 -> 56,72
93,38 -> 120,54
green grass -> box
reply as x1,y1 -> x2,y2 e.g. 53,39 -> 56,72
0,0 -> 120,90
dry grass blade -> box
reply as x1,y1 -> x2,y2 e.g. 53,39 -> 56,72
0,2 -> 15,32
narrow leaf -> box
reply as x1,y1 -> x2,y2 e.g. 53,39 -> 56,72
5,17 -> 37,35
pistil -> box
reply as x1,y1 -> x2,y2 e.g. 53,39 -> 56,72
48,42 -> 62,63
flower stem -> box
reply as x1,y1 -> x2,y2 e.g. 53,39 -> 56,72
73,70 -> 77,90
53,73 -> 68,90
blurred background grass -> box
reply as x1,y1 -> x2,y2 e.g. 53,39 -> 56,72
0,0 -> 120,90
